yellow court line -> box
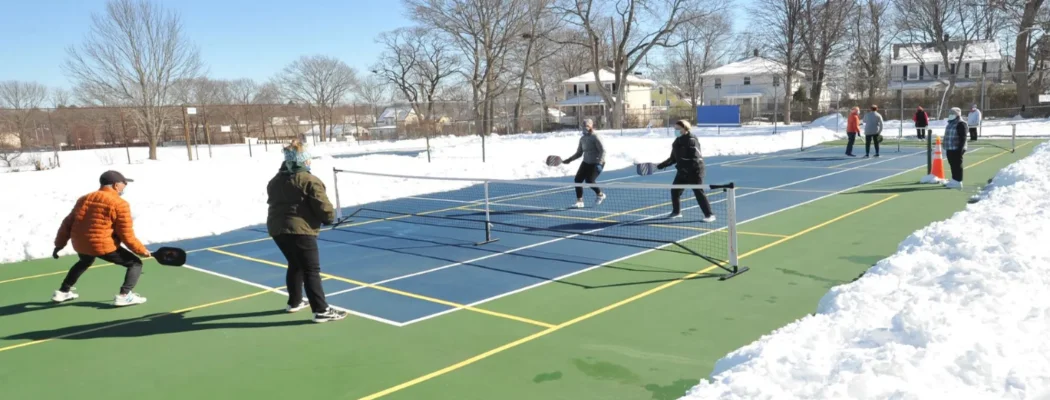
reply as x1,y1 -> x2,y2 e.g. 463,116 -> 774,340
647,224 -> 789,239
206,249 -> 555,329
357,194 -> 901,400
0,269 -> 83,285
0,288 -> 276,354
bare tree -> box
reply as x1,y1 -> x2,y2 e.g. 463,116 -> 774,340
354,75 -> 390,126
405,0 -> 529,135
892,0 -> 985,117
556,0 -> 717,128
254,82 -> 282,142
0,81 -> 49,148
511,0 -> 562,132
752,0 -> 806,123
50,88 -> 73,108
800,0 -> 855,112
373,26 -> 459,124
63,0 -> 202,160
227,79 -> 258,142
850,0 -> 894,105
277,55 -> 358,142
661,11 -> 733,108
998,0 -> 1047,107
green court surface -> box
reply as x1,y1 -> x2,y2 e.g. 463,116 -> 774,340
0,140 -> 1042,400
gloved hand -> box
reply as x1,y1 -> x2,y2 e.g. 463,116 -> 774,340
562,158 -> 572,164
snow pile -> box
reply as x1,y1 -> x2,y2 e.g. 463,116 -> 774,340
0,125 -> 842,264
682,141 -> 1050,400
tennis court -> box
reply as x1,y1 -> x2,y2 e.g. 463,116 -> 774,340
0,139 -> 1041,399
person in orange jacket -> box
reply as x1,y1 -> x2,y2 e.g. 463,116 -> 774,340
52,170 -> 152,306
845,107 -> 861,157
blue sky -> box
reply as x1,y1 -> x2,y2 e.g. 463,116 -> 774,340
0,0 -> 413,90
0,0 -> 754,91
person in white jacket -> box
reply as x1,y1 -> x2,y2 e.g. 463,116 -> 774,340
967,104 -> 982,141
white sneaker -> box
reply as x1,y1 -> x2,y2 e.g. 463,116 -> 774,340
702,215 -> 717,223
668,212 -> 682,219
52,288 -> 79,303
313,308 -> 348,323
114,292 -> 147,307
595,193 -> 606,205
572,201 -> 584,208
286,300 -> 309,313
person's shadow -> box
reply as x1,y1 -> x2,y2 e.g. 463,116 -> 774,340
0,301 -> 116,318
3,309 -> 312,342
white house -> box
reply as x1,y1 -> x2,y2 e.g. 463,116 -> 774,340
699,55 -> 831,117
555,69 -> 656,127
888,40 -> 1008,97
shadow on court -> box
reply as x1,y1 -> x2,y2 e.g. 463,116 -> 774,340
0,301 -> 115,317
847,184 -> 944,195
3,310 -> 310,341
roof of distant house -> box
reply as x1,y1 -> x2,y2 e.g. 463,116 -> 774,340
562,69 -> 657,86
891,40 -> 1001,65
700,56 -> 802,78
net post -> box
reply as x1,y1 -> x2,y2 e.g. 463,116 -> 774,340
333,167 -> 342,220
719,184 -> 748,281
926,129 -> 932,175
474,180 -> 499,246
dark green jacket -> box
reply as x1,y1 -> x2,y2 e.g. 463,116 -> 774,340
266,161 -> 336,236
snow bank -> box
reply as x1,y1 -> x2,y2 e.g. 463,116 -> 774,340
681,141 -> 1050,400
0,125 -> 842,264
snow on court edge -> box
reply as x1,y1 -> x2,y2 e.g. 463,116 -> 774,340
681,142 -> 1050,400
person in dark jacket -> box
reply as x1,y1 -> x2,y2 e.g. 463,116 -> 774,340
656,120 -> 715,221
267,140 -> 347,323
562,118 -> 606,208
942,107 -> 968,190
913,106 -> 929,139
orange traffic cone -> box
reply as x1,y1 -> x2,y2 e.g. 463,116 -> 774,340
932,136 -> 946,181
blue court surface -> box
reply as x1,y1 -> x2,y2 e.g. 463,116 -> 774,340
151,144 -> 939,327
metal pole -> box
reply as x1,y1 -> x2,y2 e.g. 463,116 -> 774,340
120,109 -> 131,164
898,80 -> 903,153
333,168 -> 342,220
926,128 -> 932,174
426,134 -> 431,163
773,84 -> 778,134
481,133 -> 486,163
182,106 -> 193,161
800,127 -> 805,151
47,109 -> 60,168
484,181 -> 492,243
203,107 -> 213,158
1012,123 -> 1016,153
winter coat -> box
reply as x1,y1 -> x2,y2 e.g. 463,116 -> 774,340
657,132 -> 704,174
914,110 -> 929,127
54,186 -> 149,257
564,131 -> 605,165
847,113 -> 861,133
967,109 -> 982,126
862,111 -> 884,136
944,117 -> 969,151
266,161 -> 336,237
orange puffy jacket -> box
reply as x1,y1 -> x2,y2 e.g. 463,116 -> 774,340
847,113 -> 861,133
54,186 -> 149,257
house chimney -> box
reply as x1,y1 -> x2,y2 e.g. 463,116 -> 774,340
753,49 -> 759,57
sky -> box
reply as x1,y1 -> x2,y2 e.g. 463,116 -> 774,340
0,0 -> 413,90
0,0 -> 757,92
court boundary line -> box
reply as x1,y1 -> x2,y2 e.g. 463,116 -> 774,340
357,194 -> 903,399
205,248 -> 554,329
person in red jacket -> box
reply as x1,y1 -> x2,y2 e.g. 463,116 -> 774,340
845,107 -> 861,157
913,106 -> 929,139
52,170 -> 151,306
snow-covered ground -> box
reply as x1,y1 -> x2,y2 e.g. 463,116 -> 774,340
0,120 -> 845,264
682,141 -> 1050,399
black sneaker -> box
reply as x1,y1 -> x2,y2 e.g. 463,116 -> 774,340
313,308 -> 348,323
874,154 -> 880,158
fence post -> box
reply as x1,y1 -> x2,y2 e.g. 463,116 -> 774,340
426,134 -> 431,163
481,133 -> 486,163
1012,123 -> 1016,153
800,126 -> 805,151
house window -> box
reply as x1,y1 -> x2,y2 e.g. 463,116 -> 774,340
585,84 -> 590,94
950,64 -> 956,75
919,66 -> 925,80
933,64 -> 940,78
773,76 -> 780,87
965,63 -> 971,78
659,87 -> 664,95
744,77 -> 751,85
714,78 -> 722,88
903,65 -> 909,80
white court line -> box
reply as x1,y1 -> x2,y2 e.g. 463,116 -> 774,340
398,148 -> 945,326
403,197 -> 636,218
325,150 -> 921,304
178,263 -> 406,327
717,145 -> 840,166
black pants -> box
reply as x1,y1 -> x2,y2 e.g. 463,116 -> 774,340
670,169 -> 713,217
574,162 -> 603,199
865,134 -> 880,156
273,234 -> 329,313
916,128 -> 926,139
969,127 -> 978,141
946,149 -> 965,182
60,247 -> 142,295
846,132 -> 858,155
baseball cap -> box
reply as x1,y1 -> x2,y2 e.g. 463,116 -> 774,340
100,170 -> 134,186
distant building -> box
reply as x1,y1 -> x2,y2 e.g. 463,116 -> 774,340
887,39 -> 1009,97
555,69 -> 656,127
699,53 -> 831,117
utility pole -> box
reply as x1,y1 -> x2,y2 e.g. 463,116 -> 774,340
182,106 -> 194,161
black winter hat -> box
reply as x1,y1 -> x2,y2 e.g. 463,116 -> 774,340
100,170 -> 134,186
